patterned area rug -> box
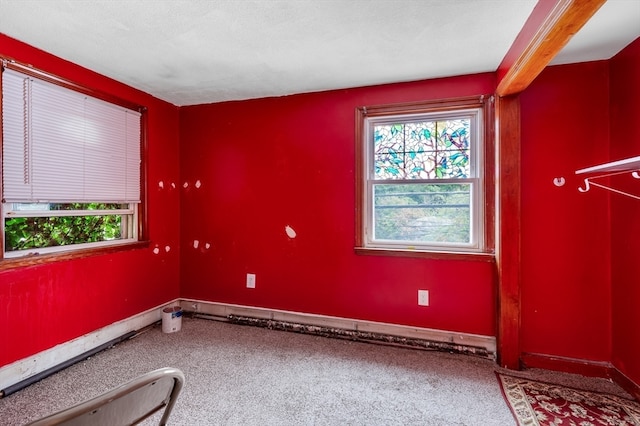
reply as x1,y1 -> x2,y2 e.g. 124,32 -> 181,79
496,372 -> 640,426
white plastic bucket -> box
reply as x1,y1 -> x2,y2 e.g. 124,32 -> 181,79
162,306 -> 183,333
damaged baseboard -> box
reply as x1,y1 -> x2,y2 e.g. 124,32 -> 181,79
182,299 -> 496,359
0,298 -> 496,396
227,315 -> 494,358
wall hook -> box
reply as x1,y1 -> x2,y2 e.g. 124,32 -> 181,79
578,178 -> 591,193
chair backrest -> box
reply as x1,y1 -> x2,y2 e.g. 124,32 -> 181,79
27,367 -> 185,426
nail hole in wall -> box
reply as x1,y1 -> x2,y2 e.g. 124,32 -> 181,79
285,225 -> 297,239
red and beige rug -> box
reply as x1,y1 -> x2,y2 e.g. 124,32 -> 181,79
496,372 -> 640,426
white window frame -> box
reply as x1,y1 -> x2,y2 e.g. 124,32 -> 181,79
2,203 -> 138,259
358,98 -> 488,254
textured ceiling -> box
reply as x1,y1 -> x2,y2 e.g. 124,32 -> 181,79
0,0 -> 638,106
550,0 -> 640,66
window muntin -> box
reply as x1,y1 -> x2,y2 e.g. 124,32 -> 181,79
1,66 -> 143,259
362,107 -> 484,252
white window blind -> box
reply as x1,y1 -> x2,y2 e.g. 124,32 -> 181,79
2,69 -> 141,203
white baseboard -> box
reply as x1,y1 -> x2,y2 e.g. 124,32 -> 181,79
1,298 -> 496,393
0,299 -> 179,393
181,299 -> 496,356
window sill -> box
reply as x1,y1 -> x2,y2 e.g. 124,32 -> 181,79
0,241 -> 151,272
354,247 -> 495,262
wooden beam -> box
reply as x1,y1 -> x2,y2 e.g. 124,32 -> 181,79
495,0 -> 606,369
496,0 -> 606,96
496,95 -> 521,369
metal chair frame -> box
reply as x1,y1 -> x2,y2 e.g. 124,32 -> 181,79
27,367 -> 185,426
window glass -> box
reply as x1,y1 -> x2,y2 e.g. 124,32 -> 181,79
359,100 -> 487,253
373,119 -> 470,180
373,183 -> 471,244
4,203 -> 135,256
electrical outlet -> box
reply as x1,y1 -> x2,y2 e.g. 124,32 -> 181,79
246,273 -> 256,288
418,290 -> 429,306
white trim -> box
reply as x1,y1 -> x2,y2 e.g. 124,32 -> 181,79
0,299 -> 179,392
181,299 -> 496,355
1,298 -> 495,392
362,107 -> 485,252
3,237 -> 138,259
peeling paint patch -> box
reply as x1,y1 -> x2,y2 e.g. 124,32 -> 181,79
158,180 -> 164,189
193,240 -> 200,249
285,225 -> 297,239
205,242 -> 211,249
165,245 -> 171,252
153,246 -> 160,255
171,182 -> 176,189
183,182 -> 189,188
195,180 -> 201,188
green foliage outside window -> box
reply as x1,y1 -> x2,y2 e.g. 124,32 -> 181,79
4,203 -> 123,252
374,183 -> 471,243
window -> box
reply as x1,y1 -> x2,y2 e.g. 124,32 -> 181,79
1,65 -> 143,259
356,96 -> 492,255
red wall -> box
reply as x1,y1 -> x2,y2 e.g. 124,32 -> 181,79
519,62 -> 612,361
609,37 -> 640,386
4,29 -> 636,384
0,35 -> 181,367
179,75 -> 497,336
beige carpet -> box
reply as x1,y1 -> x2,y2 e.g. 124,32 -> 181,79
0,317 -> 631,425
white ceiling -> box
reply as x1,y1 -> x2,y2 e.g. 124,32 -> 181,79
550,0 -> 640,66
0,0 -> 638,106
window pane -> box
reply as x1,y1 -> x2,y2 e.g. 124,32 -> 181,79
373,118 -> 470,180
373,183 -> 471,244
434,119 -> 470,178
4,214 -> 125,252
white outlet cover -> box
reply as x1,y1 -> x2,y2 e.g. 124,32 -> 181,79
246,273 -> 256,288
418,290 -> 429,306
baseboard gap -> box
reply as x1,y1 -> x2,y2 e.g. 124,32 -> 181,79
0,330 -> 137,399
227,314 -> 494,359
130,320 -> 161,338
608,366 -> 640,402
191,312 -> 230,322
